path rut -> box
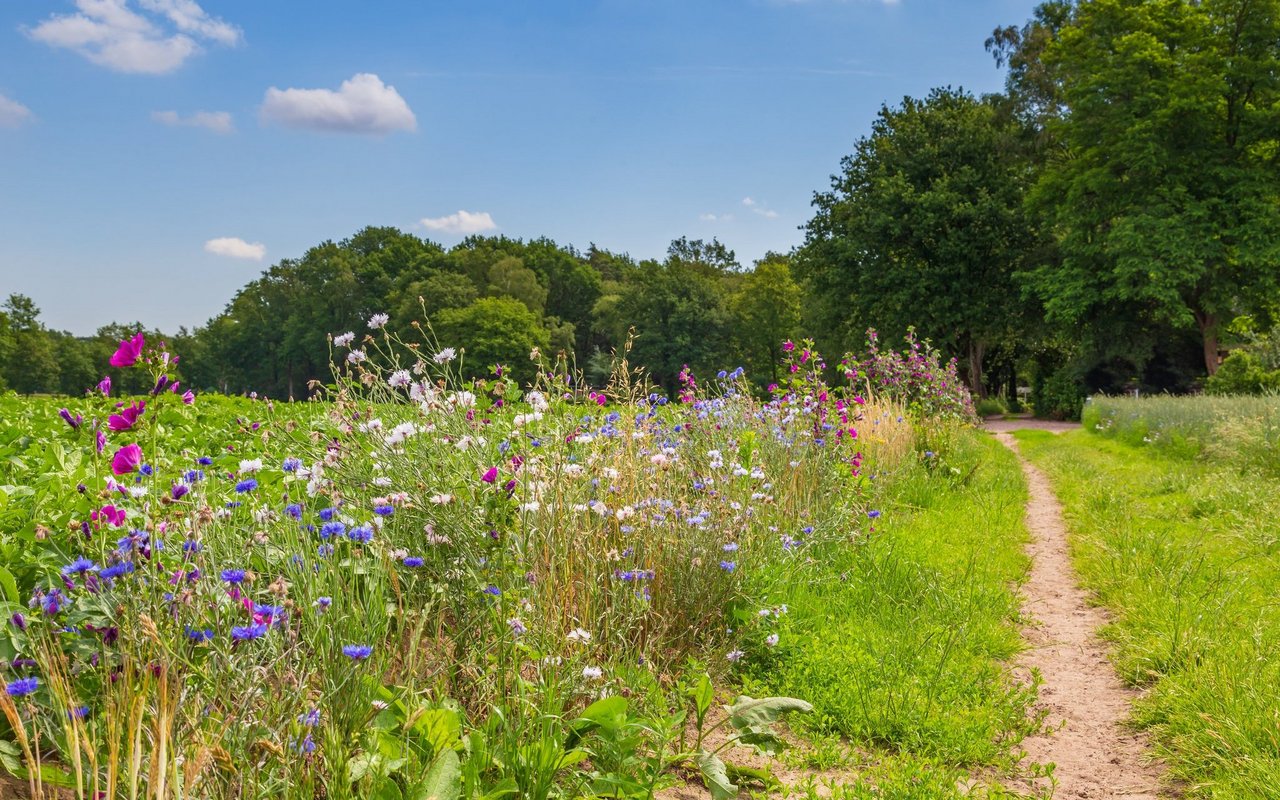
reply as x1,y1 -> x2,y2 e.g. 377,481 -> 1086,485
993,428 -> 1166,799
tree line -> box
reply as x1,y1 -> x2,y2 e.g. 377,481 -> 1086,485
4,0 -> 1278,416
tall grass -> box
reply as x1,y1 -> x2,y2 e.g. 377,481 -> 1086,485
1083,394 -> 1280,475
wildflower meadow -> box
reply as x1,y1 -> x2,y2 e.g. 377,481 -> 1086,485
0,320 -> 1033,800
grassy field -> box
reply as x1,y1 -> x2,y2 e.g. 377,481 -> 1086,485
747,431 -> 1038,797
1017,423 -> 1280,798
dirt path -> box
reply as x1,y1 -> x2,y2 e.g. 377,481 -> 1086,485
993,429 -> 1166,799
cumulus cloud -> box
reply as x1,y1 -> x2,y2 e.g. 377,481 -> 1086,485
0,94 -> 34,128
419,211 -> 497,235
24,0 -> 241,75
204,237 -> 265,260
261,73 -> 417,135
152,109 -> 233,134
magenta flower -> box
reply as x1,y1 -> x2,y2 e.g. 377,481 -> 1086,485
97,376 -> 111,396
111,444 -> 143,476
481,466 -> 498,484
96,430 -> 107,454
181,390 -> 194,405
109,333 -> 145,368
91,504 -> 127,527
59,408 -> 82,430
107,401 -> 146,432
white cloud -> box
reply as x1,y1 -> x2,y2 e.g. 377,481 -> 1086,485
261,73 -> 417,135
204,237 -> 265,260
0,94 -> 33,128
152,109 -> 233,134
419,210 -> 497,235
24,0 -> 241,75
743,196 -> 779,219
699,212 -> 734,222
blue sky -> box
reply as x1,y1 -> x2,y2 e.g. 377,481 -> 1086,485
0,0 -> 1039,335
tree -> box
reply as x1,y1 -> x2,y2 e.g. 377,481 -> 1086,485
797,88 -> 1036,395
1,294 -> 60,394
730,254 -> 802,387
485,256 -> 548,314
1027,0 -> 1280,375
433,297 -> 551,386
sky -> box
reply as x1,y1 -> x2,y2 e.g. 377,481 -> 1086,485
0,0 -> 1040,335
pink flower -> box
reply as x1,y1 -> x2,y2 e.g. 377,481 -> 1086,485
109,333 -> 145,368
97,376 -> 111,396
782,341 -> 795,352
91,505 -> 127,527
110,444 -> 143,476
481,466 -> 498,484
107,401 -> 146,432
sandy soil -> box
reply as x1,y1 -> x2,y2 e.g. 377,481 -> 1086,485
984,416 -> 1083,434
994,431 -> 1168,799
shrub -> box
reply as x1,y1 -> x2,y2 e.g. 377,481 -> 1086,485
844,329 -> 976,423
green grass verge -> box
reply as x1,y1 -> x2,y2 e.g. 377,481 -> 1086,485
1016,428 -> 1280,798
744,430 -> 1038,796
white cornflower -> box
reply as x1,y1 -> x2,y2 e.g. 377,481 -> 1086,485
726,649 -> 745,663
527,391 -> 549,412
239,459 -> 263,473
347,349 -> 367,364
433,347 -> 457,364
581,666 -> 603,680
765,633 -> 779,647
333,332 -> 355,348
567,627 -> 592,644
388,370 -> 412,388
368,313 -> 390,329
429,493 -> 453,505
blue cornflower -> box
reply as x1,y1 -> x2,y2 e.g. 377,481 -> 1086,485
403,556 -> 424,568
225,501 -> 242,509
61,557 -> 98,577
38,588 -> 67,615
722,543 -> 739,552
482,585 -> 501,596
719,561 -> 737,573
220,569 -> 246,584
139,464 -> 154,476
100,562 -> 134,581
285,503 -> 303,520
319,521 -> 345,539
348,525 -> 373,544
231,623 -> 268,641
282,457 -> 302,472
373,505 -> 394,516
317,544 -> 334,558
235,479 -> 258,493
867,510 -> 881,519
315,596 -> 332,611
342,644 -> 372,660
184,469 -> 204,483
196,456 -> 213,466
6,677 -> 39,697
300,708 -> 321,727
318,507 -> 337,522
185,626 -> 214,642
254,604 -> 286,626
68,706 -> 90,720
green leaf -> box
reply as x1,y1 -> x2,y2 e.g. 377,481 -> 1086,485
565,695 -> 628,749
694,673 -> 714,721
410,749 -> 460,800
726,696 -> 812,732
0,567 -> 16,604
410,708 -> 462,758
697,749 -> 738,800
733,730 -> 785,756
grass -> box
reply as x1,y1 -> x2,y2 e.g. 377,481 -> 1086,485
1016,426 -> 1280,798
745,429 -> 1042,796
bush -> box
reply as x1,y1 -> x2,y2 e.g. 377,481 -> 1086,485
974,397 -> 1008,417
1032,364 -> 1086,420
1204,351 -> 1280,396
846,329 -> 976,422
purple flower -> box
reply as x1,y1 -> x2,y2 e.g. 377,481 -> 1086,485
6,677 -> 39,697
97,376 -> 111,396
481,466 -> 498,484
59,408 -> 82,430
315,596 -> 332,612
107,401 -> 146,432
342,644 -> 372,660
719,561 -> 736,573
109,332 -> 145,368
110,443 -> 143,476
171,483 -> 190,501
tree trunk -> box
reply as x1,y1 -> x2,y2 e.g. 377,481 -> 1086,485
967,340 -> 986,398
1194,310 -> 1219,376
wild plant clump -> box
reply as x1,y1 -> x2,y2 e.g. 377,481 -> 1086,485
842,329 -> 976,422
0,320 -> 885,799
